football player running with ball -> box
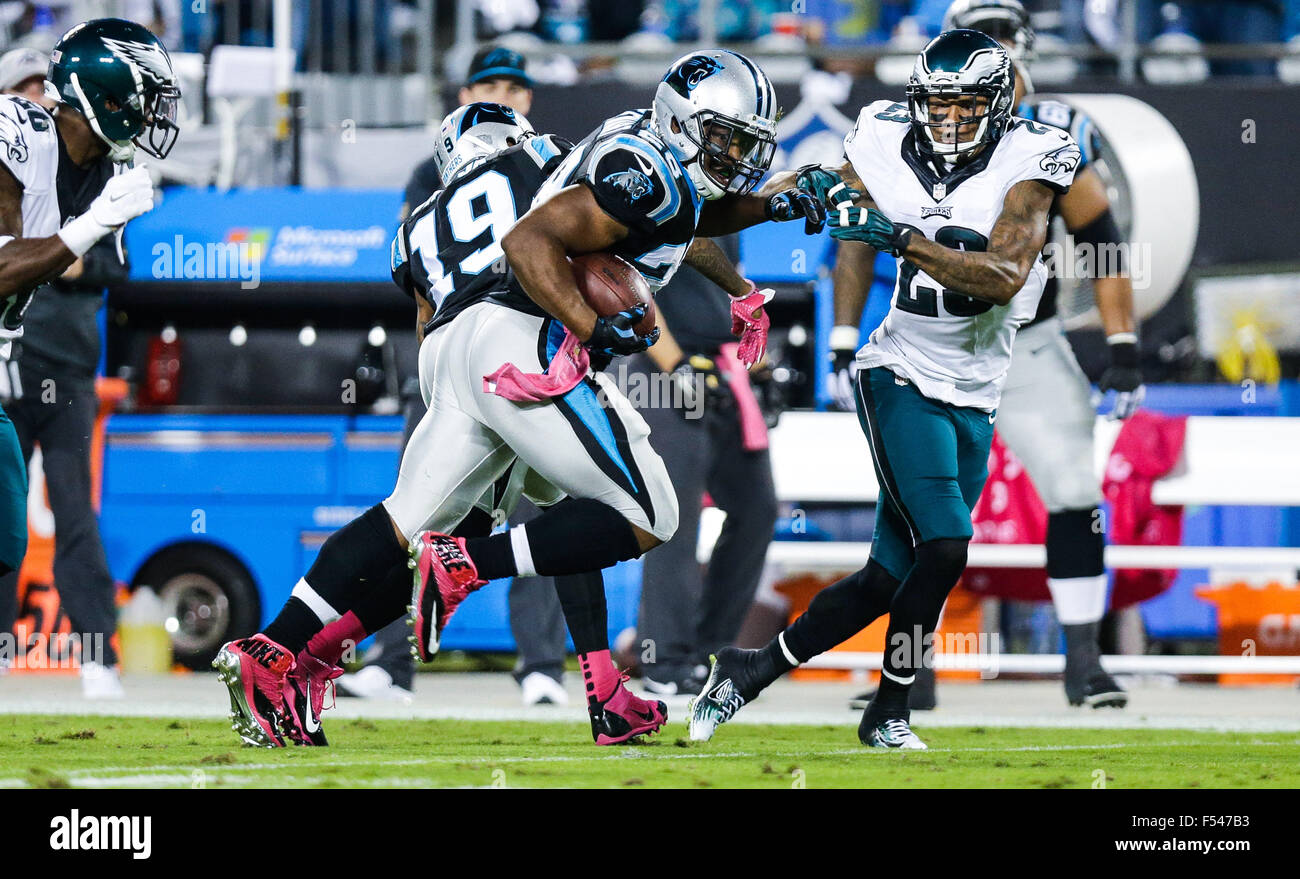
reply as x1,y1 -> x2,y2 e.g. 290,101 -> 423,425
215,52 -> 831,748
689,30 -> 1080,749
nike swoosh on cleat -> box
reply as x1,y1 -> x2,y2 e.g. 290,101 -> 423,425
302,691 -> 320,733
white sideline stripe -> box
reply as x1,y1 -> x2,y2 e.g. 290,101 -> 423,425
6,741 -> 1298,788
738,541 -> 1300,570
3,701 -> 1299,731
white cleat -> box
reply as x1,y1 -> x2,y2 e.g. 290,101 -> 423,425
335,666 -> 414,704
519,671 -> 569,707
80,661 -> 125,700
860,716 -> 928,750
687,650 -> 751,742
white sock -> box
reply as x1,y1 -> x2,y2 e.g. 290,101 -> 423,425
510,524 -> 537,577
1048,575 -> 1108,626
291,578 -> 341,625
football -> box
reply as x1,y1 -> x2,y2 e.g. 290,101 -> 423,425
570,252 -> 656,338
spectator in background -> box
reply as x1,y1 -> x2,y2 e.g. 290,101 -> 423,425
0,46 -> 50,106
402,46 -> 534,217
1141,1 -> 1283,77
337,46 -> 572,706
625,237 -> 779,697
0,49 -> 129,697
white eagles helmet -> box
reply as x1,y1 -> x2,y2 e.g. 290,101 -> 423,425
906,30 -> 1015,165
434,102 -> 534,185
651,49 -> 778,201
943,0 -> 1036,61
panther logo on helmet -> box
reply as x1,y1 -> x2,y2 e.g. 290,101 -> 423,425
664,55 -> 724,97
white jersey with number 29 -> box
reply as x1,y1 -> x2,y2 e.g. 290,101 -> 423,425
846,100 -> 1080,412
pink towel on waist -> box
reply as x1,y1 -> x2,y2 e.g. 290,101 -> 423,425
484,328 -> 591,402
716,342 -> 768,452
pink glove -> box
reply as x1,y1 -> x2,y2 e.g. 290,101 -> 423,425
729,282 -> 776,368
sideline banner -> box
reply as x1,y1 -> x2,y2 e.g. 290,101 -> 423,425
124,188 -> 403,285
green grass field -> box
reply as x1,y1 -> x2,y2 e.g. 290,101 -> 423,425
2,714 -> 1298,788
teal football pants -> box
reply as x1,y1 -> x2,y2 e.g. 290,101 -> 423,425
854,367 -> 994,581
0,405 -> 27,575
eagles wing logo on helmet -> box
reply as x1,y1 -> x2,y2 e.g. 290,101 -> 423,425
0,113 -> 28,164
602,168 -> 653,202
1040,143 -> 1081,175
664,55 -> 724,97
100,36 -> 174,87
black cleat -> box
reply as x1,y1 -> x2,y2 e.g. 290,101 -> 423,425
1067,667 -> 1128,708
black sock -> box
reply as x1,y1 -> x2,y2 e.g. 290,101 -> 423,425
263,598 -> 325,655
263,503 -> 406,653
744,639 -> 795,700
553,570 -> 608,655
1063,621 -> 1101,661
351,559 -> 416,635
877,538 -> 968,717
466,498 -> 641,580
872,676 -> 912,718
783,559 -> 899,662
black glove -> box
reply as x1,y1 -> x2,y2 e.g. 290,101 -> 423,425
765,186 -> 827,235
669,354 -> 726,419
585,305 -> 658,359
1098,336 -> 1145,420
750,362 -> 787,429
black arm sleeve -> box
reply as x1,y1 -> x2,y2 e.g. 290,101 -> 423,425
1070,208 -> 1125,277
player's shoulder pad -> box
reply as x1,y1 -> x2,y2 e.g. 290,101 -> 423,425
1021,99 -> 1099,167
390,227 -> 410,286
846,100 -> 909,154
1002,120 -> 1081,194
584,131 -> 693,229
0,95 -> 53,181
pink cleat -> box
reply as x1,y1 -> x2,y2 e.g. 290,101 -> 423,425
283,649 -> 344,746
212,634 -> 297,748
409,532 -> 487,662
589,675 -> 668,745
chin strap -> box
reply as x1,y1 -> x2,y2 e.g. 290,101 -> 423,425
67,71 -> 136,164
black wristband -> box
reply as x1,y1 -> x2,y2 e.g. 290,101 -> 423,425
893,225 -> 915,254
1108,339 -> 1139,369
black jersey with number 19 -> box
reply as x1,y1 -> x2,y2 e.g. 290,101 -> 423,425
390,133 -> 572,333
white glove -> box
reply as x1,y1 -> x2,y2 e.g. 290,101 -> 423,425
59,166 -> 156,257
89,166 -> 156,227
